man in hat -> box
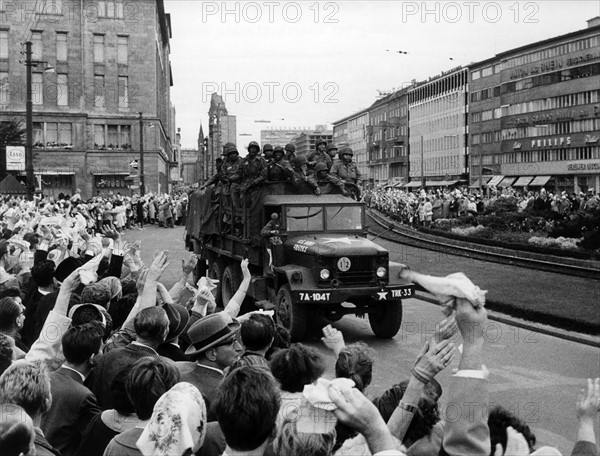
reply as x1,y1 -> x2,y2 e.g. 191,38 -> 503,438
220,143 -> 243,208
284,143 -> 296,162
157,303 -> 191,362
239,141 -> 267,207
177,312 -> 243,421
307,139 -> 332,171
262,143 -> 274,164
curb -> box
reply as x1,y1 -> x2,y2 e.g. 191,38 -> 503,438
415,292 -> 600,348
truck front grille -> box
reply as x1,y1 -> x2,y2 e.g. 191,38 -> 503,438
336,257 -> 376,285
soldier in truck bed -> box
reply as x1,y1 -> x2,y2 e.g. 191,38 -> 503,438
262,143 -> 274,164
314,162 -> 350,197
330,146 -> 363,185
307,139 -> 332,171
221,143 -> 243,208
240,141 -> 267,207
267,146 -> 293,182
290,156 -> 321,195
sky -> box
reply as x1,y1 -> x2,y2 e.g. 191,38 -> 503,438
166,0 -> 600,149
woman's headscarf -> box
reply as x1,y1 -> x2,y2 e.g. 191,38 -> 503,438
100,276 -> 123,305
137,382 -> 207,456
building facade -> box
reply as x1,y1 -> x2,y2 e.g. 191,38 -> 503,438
408,68 -> 469,188
180,148 -> 200,185
260,127 -> 309,148
469,17 -> 600,194
0,0 -> 176,199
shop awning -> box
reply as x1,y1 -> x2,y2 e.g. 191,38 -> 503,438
498,177 -> 516,187
91,172 -> 131,176
529,175 -> 552,186
486,175 -> 504,187
426,180 -> 460,187
35,171 -> 75,175
403,181 -> 422,188
469,177 -> 492,188
512,176 -> 533,187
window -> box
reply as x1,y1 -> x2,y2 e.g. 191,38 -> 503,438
0,71 -> 7,104
31,31 -> 43,60
0,30 -> 7,59
59,123 -> 72,146
33,123 -> 43,147
94,125 -> 105,148
95,174 -> 127,190
94,124 -> 132,149
94,75 -> 105,108
56,32 -> 67,61
286,206 -> 324,232
118,76 -> 128,108
120,125 -> 131,148
93,34 -> 104,63
46,123 -> 58,145
57,74 -> 68,106
117,36 -> 128,64
32,73 -> 43,105
98,0 -> 124,18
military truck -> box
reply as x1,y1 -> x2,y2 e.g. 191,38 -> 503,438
186,186 -> 414,341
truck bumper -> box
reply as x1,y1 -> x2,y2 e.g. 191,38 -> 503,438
290,284 -> 414,304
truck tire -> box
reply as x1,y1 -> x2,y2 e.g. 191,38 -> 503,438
369,299 -> 403,338
208,259 -> 224,308
276,284 -> 308,342
221,264 -> 241,307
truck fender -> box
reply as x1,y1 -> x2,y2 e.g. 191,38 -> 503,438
387,261 -> 413,286
274,265 -> 316,290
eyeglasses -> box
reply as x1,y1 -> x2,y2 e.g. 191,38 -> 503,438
213,337 -> 242,349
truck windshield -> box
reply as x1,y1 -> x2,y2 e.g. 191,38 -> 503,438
286,206 -> 324,231
326,206 -> 363,231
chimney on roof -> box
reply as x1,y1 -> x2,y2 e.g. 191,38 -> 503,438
588,16 -> 600,28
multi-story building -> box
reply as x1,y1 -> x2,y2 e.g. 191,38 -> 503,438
407,68 -> 469,188
332,109 -> 369,181
469,17 -> 600,194
207,93 -> 236,177
260,127 -> 308,148
0,0 -> 176,198
367,90 -> 409,186
291,128 -> 333,158
180,148 -> 200,185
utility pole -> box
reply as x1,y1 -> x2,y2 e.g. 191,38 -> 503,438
420,135 -> 425,188
25,41 -> 34,200
139,112 -> 145,196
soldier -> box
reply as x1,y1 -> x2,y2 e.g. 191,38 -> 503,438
240,141 -> 267,207
220,143 -> 243,207
326,143 -> 338,164
263,144 -> 274,164
284,143 -> 296,162
330,146 -> 363,186
267,146 -> 293,182
314,162 -> 350,197
307,139 -> 332,171
291,156 -> 320,195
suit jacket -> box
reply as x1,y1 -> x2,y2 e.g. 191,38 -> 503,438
176,361 -> 223,422
572,441 -> 600,456
440,376 -> 490,456
34,427 -> 61,456
41,367 -> 101,456
90,343 -> 160,410
157,342 -> 188,362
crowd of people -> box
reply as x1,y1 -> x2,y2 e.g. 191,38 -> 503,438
0,191 -> 598,456
364,185 -> 600,227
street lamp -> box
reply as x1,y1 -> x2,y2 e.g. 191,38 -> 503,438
138,112 -> 145,196
23,41 -> 54,200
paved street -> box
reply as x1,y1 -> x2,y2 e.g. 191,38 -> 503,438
125,224 -> 600,455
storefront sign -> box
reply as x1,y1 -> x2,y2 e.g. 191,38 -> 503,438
531,136 -> 571,148
567,163 -> 600,171
509,51 -> 600,80
6,146 -> 25,171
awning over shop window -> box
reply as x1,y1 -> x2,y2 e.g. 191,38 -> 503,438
91,172 -> 131,176
498,177 -> 516,187
35,171 -> 75,175
486,175 -> 504,187
529,175 -> 552,186
425,180 -> 460,187
403,181 -> 422,188
512,176 -> 533,187
469,177 -> 492,189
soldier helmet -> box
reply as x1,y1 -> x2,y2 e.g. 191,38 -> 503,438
223,142 -> 236,151
248,141 -> 261,153
339,146 -> 354,157
284,143 -> 296,153
263,143 -> 274,152
327,143 -> 338,152
225,143 -> 239,155
291,156 -> 307,168
314,162 -> 328,173
273,145 -> 285,155
315,139 -> 327,149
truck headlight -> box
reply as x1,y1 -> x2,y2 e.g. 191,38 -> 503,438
320,269 -> 330,280
376,267 -> 387,278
